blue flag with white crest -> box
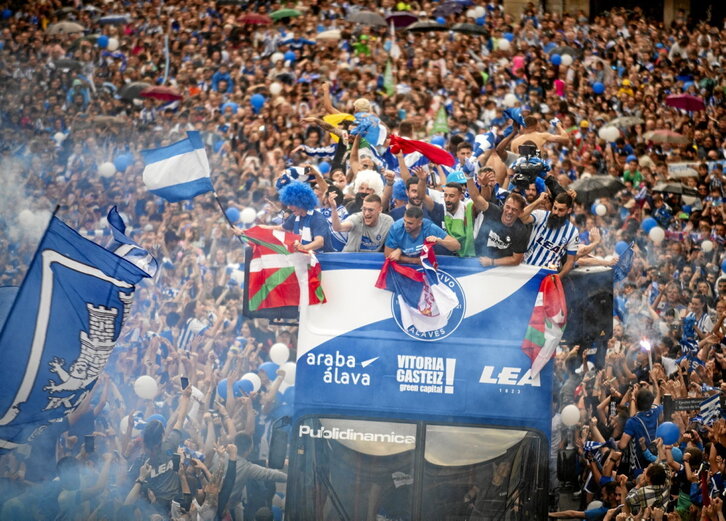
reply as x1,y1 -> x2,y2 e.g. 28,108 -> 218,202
0,217 -> 150,453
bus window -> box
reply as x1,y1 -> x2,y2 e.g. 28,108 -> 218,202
421,425 -> 545,521
290,417 -> 416,521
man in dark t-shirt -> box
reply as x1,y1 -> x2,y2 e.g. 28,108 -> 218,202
474,193 -> 530,268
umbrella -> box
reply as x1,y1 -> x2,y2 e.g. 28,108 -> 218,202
548,45 -> 581,58
346,10 -> 386,27
92,115 -> 126,127
665,94 -> 705,112
569,175 -> 625,206
118,81 -> 151,100
385,12 -> 418,28
270,8 -> 302,21
238,13 -> 273,25
315,30 -> 342,41
98,14 -> 131,25
47,21 -> 86,34
450,23 -> 488,36
668,168 -> 698,179
433,1 -> 465,16
607,116 -> 644,128
643,129 -> 690,145
54,58 -> 83,71
140,86 -> 183,102
653,182 -> 698,197
405,21 -> 449,33
54,7 -> 77,18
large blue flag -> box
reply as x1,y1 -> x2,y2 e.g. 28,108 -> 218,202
0,217 -> 151,452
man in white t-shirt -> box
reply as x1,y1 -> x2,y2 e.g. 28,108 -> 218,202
328,193 -> 393,252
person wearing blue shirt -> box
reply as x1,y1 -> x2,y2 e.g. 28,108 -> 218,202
384,206 -> 460,264
235,181 -> 331,253
617,387 -> 663,471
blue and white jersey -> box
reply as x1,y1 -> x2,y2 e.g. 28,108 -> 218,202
524,210 -> 579,268
685,311 -> 713,333
319,205 -> 349,252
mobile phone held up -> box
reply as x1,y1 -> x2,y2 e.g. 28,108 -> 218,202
181,376 -> 189,390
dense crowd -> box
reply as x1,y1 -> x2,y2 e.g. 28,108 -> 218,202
0,0 -> 725,519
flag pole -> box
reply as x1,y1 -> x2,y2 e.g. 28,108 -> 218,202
212,192 -> 247,247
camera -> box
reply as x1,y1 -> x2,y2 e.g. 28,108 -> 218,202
511,145 -> 547,189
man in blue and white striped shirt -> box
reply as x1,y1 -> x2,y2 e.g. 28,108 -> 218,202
521,192 -> 579,277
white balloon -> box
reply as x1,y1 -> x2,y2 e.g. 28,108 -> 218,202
269,82 -> 282,96
107,37 -> 119,52
271,52 -> 284,63
503,93 -> 518,108
597,126 -> 619,142
241,372 -> 262,393
702,240 -> 714,253
53,131 -> 66,144
560,54 -> 573,66
134,375 -> 158,400
471,6 -> 485,18
240,207 -> 257,224
595,204 -> 607,216
282,361 -> 296,385
98,162 -> 116,178
498,38 -> 511,52
649,226 -> 665,244
561,404 -> 581,427
269,343 -> 290,365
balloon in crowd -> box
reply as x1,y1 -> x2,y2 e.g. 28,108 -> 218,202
240,207 -> 257,224
270,343 -> 290,365
655,421 -> 681,445
98,161 -> 116,178
560,404 -> 581,427
649,226 -> 665,244
134,375 -> 158,400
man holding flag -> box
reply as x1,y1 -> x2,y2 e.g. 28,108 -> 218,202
250,181 -> 331,253
385,206 -> 460,264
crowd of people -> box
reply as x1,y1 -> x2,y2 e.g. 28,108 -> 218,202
0,0 -> 725,519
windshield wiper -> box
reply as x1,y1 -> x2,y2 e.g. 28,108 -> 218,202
315,464 -> 351,521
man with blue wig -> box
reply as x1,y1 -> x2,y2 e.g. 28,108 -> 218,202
268,181 -> 332,253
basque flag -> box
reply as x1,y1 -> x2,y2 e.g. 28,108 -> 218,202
141,131 -> 213,202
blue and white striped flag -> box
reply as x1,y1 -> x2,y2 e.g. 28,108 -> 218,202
141,131 -> 213,202
106,207 -> 158,277
473,131 -> 496,157
700,393 -> 722,426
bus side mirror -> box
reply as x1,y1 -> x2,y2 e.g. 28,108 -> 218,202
268,416 -> 291,469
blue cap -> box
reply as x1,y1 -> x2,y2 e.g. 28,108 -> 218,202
446,171 -> 467,184
626,155 -> 637,163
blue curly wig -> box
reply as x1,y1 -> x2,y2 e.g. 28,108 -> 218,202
392,179 -> 409,202
279,180 -> 319,211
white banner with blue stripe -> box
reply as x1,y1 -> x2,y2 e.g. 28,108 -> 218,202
0,217 -> 151,452
141,130 -> 213,202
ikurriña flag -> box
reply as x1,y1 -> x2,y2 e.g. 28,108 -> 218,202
0,217 -> 151,452
521,274 -> 567,377
243,226 -> 326,310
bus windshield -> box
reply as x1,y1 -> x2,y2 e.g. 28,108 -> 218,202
288,417 -> 547,521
